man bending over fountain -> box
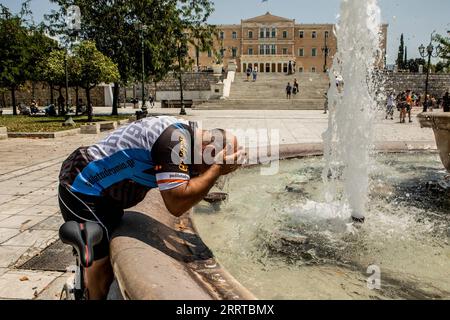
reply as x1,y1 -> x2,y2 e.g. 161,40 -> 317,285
58,116 -> 243,299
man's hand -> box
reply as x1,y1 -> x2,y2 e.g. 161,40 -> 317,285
213,145 -> 245,176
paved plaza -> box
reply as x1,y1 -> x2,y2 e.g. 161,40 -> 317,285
0,108 -> 436,299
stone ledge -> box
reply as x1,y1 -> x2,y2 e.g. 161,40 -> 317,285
99,121 -> 117,131
110,189 -> 256,300
7,128 -> 80,139
80,123 -> 100,134
0,126 -> 7,140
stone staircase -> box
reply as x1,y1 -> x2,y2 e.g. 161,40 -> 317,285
195,72 -> 329,110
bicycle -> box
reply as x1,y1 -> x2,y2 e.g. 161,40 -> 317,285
59,221 -> 103,300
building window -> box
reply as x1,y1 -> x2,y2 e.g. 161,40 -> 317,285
299,67 -> 304,73
272,28 -> 276,38
232,31 -> 237,39
312,48 -> 317,57
208,50 -> 212,58
232,47 -> 237,58
271,44 -> 276,55
259,45 -> 264,55
325,31 -> 329,38
265,28 -> 270,38
283,30 -> 288,39
265,45 -> 271,55
248,48 -> 253,55
311,67 -> 316,73
260,28 -> 264,39
220,31 -> 224,40
220,48 -> 225,57
248,31 -> 253,39
299,31 -> 304,38
282,48 -> 288,55
298,48 -> 304,57
312,31 -> 317,39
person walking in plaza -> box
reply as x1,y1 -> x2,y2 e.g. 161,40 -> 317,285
293,78 -> 299,95
286,82 -> 292,99
386,92 -> 395,120
405,90 -> 413,123
397,91 -> 407,123
443,91 -> 450,113
246,66 -> 252,82
252,66 -> 258,82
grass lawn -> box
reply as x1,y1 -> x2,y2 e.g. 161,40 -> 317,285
0,115 -> 129,132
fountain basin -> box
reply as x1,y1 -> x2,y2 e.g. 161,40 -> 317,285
418,112 -> 450,172
194,153 -> 450,300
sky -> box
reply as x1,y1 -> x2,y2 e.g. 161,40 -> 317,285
2,0 -> 450,64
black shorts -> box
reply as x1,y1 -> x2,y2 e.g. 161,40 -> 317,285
58,184 -> 124,260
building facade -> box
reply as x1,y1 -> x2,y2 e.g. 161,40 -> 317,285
191,12 -> 388,73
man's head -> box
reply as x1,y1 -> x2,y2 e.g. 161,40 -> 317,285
191,128 -> 239,175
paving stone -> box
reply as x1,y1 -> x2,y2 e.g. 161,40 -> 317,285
0,228 -> 20,243
0,215 -> 48,231
36,273 -> 70,300
0,203 -> 34,215
0,270 -> 62,300
0,246 -> 29,267
16,205 -> 59,217
3,230 -> 58,248
31,216 -> 64,231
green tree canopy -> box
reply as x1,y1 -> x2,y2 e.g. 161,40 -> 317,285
435,33 -> 450,73
71,40 -> 119,121
46,0 -> 216,114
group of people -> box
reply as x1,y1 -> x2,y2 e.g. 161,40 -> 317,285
286,79 -> 300,99
245,65 -> 258,82
386,89 -> 450,123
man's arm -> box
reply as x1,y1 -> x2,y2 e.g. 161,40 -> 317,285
160,164 -> 222,217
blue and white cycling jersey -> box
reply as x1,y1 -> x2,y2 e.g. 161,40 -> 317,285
59,116 -> 195,209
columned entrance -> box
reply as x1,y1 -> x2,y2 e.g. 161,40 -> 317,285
240,55 -> 296,73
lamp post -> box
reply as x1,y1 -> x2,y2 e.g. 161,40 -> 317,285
419,31 -> 442,112
321,31 -> 330,73
135,22 -> 148,115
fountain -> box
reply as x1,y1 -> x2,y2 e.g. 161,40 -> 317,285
323,0 -> 382,223
193,0 -> 449,300
418,112 -> 450,173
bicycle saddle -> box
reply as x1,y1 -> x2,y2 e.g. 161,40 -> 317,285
59,221 -> 103,268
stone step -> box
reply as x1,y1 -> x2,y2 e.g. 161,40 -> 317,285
195,99 -> 325,110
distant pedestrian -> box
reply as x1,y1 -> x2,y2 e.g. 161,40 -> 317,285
443,91 -> 450,112
286,82 -> 292,99
386,92 -> 395,120
293,79 -> 299,95
252,66 -> 258,82
246,67 -> 252,82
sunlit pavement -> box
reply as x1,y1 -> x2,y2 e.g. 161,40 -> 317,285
0,107 -> 435,299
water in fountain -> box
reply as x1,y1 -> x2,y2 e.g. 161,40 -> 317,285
322,0 -> 383,221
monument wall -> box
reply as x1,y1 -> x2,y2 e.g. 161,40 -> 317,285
385,73 -> 450,98
0,81 -> 106,108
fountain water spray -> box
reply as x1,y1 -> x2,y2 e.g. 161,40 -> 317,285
322,0 -> 383,222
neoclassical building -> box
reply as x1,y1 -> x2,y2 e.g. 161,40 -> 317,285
191,12 -> 388,73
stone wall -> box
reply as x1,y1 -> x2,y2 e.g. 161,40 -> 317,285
121,72 -> 219,101
0,81 -> 106,108
384,73 -> 450,98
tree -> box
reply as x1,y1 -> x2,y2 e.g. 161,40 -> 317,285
405,58 -> 427,73
396,34 -> 405,70
435,33 -> 450,73
46,0 -> 216,115
0,5 -> 30,115
41,49 -> 68,113
71,41 -> 119,122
